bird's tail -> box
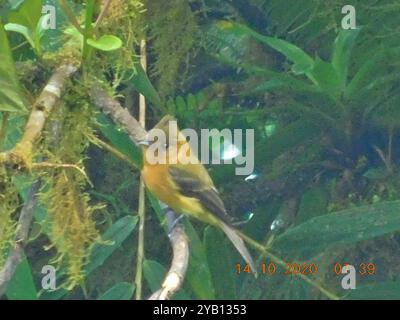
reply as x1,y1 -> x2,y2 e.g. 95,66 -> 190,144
220,222 -> 257,276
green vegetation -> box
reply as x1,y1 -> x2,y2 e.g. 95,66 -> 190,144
0,0 -> 399,300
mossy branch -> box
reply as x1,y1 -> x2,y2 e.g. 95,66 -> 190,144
0,64 -> 78,169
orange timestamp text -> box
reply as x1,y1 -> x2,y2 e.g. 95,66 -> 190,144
235,262 -> 377,276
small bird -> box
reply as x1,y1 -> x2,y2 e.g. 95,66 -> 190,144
139,115 -> 256,273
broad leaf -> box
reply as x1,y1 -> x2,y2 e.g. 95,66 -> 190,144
4,22 -> 35,48
347,281 -> 400,300
203,227 -> 236,299
97,282 -> 135,300
0,20 -> 27,113
40,215 -> 138,299
6,257 -> 38,300
311,58 -> 341,99
220,21 -> 315,75
184,220 -> 215,299
7,0 -> 42,30
86,215 -> 138,274
127,62 -> 163,109
87,35 -> 122,51
331,28 -> 360,90
95,113 -> 142,168
273,201 -> 400,260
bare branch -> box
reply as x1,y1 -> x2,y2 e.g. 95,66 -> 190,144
94,0 -> 113,29
148,209 -> 189,300
90,85 -> 147,144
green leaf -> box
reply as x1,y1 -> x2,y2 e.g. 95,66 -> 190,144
347,281 -> 400,300
97,282 -> 135,300
4,22 -> 35,48
345,47 -> 400,99
127,62 -> 163,110
6,257 -> 38,300
95,113 -> 142,167
273,201 -> 400,260
203,227 -> 236,299
311,58 -> 341,98
86,215 -> 138,274
8,0 -> 42,31
255,120 -> 321,164
184,220 -> 215,299
143,259 -> 165,292
87,35 -> 122,51
296,187 -> 328,224
0,20 -> 27,113
331,28 -> 360,89
143,259 -> 190,300
64,26 -> 84,48
40,215 -> 138,299
221,22 -> 315,75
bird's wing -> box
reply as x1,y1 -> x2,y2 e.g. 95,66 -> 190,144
168,164 -> 232,224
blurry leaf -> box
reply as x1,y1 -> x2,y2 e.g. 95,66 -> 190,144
311,58 -> 341,98
36,13 -> 51,39
347,281 -> 400,300
87,35 -> 122,51
255,120 -> 320,164
143,259 -> 190,300
97,282 -> 135,300
296,187 -> 328,224
184,220 -> 215,299
203,226 -> 236,299
175,96 -> 186,115
6,257 -> 38,300
186,94 -> 197,111
363,167 -> 390,181
86,215 -> 138,274
96,113 -> 142,167
64,25 -> 84,47
331,28 -> 360,89
40,215 -> 138,299
8,0 -> 42,30
274,201 -> 400,260
252,74 -> 319,94
0,20 -> 27,113
4,22 -> 35,47
128,62 -> 162,109
244,201 -> 281,242
346,46 -> 400,99
221,22 -> 315,75
143,260 -> 165,292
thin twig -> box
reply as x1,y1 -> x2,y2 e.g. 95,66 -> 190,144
31,162 -> 93,187
60,0 -> 84,33
88,133 -> 138,169
135,39 -> 147,300
94,0 -> 113,29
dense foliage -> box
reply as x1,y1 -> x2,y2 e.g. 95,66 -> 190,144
0,0 -> 399,300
